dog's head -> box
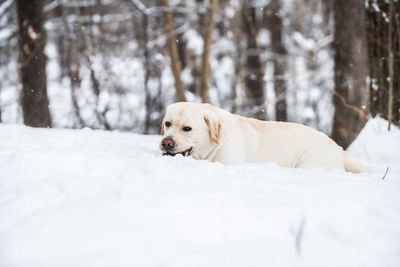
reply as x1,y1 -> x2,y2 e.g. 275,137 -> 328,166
160,102 -> 221,160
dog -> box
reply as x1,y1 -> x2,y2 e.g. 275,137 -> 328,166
160,102 -> 372,173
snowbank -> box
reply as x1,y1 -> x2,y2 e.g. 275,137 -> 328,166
0,118 -> 399,267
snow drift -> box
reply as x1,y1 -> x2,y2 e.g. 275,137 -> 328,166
0,118 -> 399,267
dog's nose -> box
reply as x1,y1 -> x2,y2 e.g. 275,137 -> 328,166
161,136 -> 175,151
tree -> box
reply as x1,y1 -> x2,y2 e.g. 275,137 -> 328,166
161,0 -> 187,102
387,0 -> 394,130
127,0 -> 152,133
331,0 -> 369,149
266,0 -> 287,121
366,0 -> 400,129
199,0 -> 218,103
16,0 -> 52,127
242,0 -> 267,120
58,3 -> 85,128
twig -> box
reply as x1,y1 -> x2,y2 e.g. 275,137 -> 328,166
332,90 -> 369,120
381,167 -> 389,180
295,217 -> 305,255
125,0 -> 149,15
290,216 -> 306,256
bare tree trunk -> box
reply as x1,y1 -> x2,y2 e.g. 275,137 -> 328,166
366,0 -> 400,127
60,3 -> 85,128
16,0 -> 52,128
142,14 -> 152,134
268,0 -> 287,121
242,1 -> 267,120
126,0 -> 152,133
387,0 -> 394,130
161,0 -> 187,102
54,5 -> 67,80
230,10 -> 244,114
67,42 -> 85,128
74,5 -> 110,130
331,0 -> 369,149
200,0 -> 218,103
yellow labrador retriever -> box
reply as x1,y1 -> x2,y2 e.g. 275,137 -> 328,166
160,102 -> 371,173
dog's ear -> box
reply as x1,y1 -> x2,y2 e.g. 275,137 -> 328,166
160,122 -> 165,135
204,115 -> 221,144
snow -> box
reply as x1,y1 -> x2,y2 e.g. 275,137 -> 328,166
348,117 -> 400,175
0,118 -> 399,267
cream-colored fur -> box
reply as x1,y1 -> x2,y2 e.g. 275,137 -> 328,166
160,102 -> 372,173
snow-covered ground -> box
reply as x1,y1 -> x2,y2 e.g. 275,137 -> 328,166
0,118 -> 399,267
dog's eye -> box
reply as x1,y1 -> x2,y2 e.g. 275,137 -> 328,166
165,121 -> 171,127
182,126 -> 192,132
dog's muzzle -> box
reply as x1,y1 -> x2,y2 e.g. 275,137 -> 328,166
161,137 -> 192,157
161,136 -> 175,151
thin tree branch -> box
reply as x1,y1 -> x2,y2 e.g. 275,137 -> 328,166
332,90 -> 369,120
125,0 -> 149,15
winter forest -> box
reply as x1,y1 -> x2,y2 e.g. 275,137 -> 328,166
0,0 -> 398,148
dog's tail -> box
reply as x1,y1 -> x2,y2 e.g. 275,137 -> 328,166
342,151 -> 373,174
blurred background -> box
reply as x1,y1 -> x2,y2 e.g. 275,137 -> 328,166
0,0 -> 399,148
